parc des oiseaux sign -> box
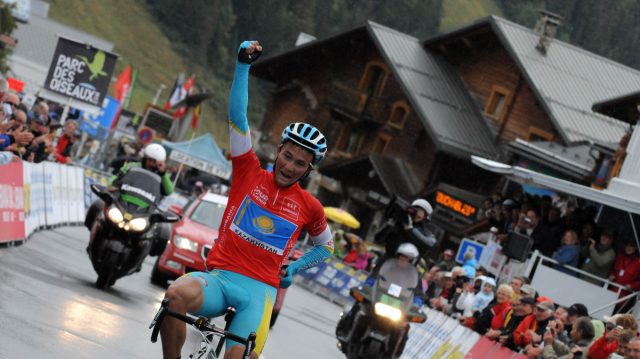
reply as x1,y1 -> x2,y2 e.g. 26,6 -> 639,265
44,37 -> 117,106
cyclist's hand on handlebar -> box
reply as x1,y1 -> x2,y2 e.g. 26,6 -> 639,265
279,265 -> 294,288
237,41 -> 262,64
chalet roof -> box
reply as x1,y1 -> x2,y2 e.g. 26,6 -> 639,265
252,22 -> 500,160
367,22 -> 499,159
427,16 -> 639,145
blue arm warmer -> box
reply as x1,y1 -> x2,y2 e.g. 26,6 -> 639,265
280,245 -> 332,288
289,245 -> 332,274
228,41 -> 254,134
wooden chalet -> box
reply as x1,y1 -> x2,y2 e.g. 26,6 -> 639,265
250,15 -> 640,247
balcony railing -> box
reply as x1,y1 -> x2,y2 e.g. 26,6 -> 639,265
325,81 -> 389,126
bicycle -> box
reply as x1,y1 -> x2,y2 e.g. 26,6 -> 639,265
150,298 -> 257,359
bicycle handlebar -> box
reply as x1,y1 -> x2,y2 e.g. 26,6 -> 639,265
149,299 -> 256,357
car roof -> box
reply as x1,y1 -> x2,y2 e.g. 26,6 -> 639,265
201,192 -> 229,205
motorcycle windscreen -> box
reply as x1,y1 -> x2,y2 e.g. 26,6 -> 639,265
376,258 -> 419,304
117,167 -> 163,212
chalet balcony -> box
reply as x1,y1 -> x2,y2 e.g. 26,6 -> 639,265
325,81 -> 389,126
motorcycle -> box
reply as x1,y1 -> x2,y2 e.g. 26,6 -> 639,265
87,167 -> 180,289
336,258 -> 426,359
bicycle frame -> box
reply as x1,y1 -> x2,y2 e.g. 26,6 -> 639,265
150,299 -> 257,359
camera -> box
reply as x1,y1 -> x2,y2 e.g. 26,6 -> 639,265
384,196 -> 412,226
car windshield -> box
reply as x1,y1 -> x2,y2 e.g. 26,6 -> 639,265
190,200 -> 226,229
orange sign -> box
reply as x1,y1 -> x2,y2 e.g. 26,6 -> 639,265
435,191 -> 477,218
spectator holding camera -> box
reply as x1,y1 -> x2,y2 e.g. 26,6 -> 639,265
515,208 -> 555,256
588,314 -> 638,359
540,316 -> 595,359
580,229 -> 616,285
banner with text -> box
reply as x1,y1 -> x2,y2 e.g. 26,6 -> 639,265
0,161 -> 25,242
44,37 -> 118,106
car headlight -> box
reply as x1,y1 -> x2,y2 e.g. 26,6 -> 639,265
128,217 -> 149,232
107,207 -> 124,224
173,235 -> 198,252
374,302 -> 402,321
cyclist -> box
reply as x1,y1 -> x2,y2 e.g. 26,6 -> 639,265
159,41 -> 334,359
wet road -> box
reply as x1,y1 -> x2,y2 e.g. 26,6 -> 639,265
0,226 -> 344,359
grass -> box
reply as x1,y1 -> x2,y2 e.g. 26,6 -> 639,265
439,0 -> 503,32
47,0 -> 229,149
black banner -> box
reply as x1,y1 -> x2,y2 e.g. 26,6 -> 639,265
44,37 -> 117,106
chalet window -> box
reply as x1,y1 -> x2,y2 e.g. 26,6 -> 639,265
372,133 -> 391,154
484,86 -> 511,121
527,126 -> 555,141
359,61 -> 388,96
387,101 -> 410,129
336,125 -> 364,155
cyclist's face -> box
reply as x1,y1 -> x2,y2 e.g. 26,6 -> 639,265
274,142 -> 312,187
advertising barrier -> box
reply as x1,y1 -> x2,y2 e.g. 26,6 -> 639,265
297,257 -> 368,306
0,161 -> 25,243
399,307 -> 526,359
1,161 -> 97,244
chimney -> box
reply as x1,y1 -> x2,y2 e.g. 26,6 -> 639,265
295,32 -> 316,47
534,10 -> 562,55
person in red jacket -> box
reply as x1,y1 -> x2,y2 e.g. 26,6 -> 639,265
55,120 -> 78,164
511,300 -> 554,350
589,314 -> 638,359
609,240 -> 640,312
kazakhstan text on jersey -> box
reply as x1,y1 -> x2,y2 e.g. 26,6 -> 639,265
230,196 -> 298,255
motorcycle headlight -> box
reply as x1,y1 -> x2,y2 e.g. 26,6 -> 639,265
374,302 -> 402,321
173,235 -> 198,252
107,207 -> 124,224
128,217 -> 149,232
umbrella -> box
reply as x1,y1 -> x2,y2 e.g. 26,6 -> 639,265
324,207 -> 360,229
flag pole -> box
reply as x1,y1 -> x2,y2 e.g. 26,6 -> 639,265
172,105 -> 199,188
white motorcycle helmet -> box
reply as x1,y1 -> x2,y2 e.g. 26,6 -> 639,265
411,198 -> 433,220
144,143 -> 166,162
396,242 -> 419,260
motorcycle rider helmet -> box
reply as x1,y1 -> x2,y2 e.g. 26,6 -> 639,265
411,198 -> 433,220
143,143 -> 166,162
281,122 -> 327,165
396,242 -> 419,260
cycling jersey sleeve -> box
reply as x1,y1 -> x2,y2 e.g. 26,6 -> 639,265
228,42 -> 254,157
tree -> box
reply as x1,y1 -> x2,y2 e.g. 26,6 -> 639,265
0,1 -> 17,74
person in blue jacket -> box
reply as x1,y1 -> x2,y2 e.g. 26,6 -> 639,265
552,229 -> 580,275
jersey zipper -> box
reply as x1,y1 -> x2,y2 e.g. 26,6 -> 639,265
272,188 -> 280,207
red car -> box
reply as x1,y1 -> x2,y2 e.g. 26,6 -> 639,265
151,192 -> 228,286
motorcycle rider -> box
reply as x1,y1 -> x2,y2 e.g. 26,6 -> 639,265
336,199 -> 435,352
85,143 -> 174,253
371,198 -> 436,283
158,41 -> 334,359
337,242 -> 421,356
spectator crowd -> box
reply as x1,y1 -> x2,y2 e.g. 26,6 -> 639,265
475,192 -> 640,313
0,77 -> 80,165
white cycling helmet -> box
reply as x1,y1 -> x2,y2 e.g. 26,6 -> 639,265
144,143 -> 166,162
397,242 -> 419,260
411,198 -> 433,219
281,122 -> 328,165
